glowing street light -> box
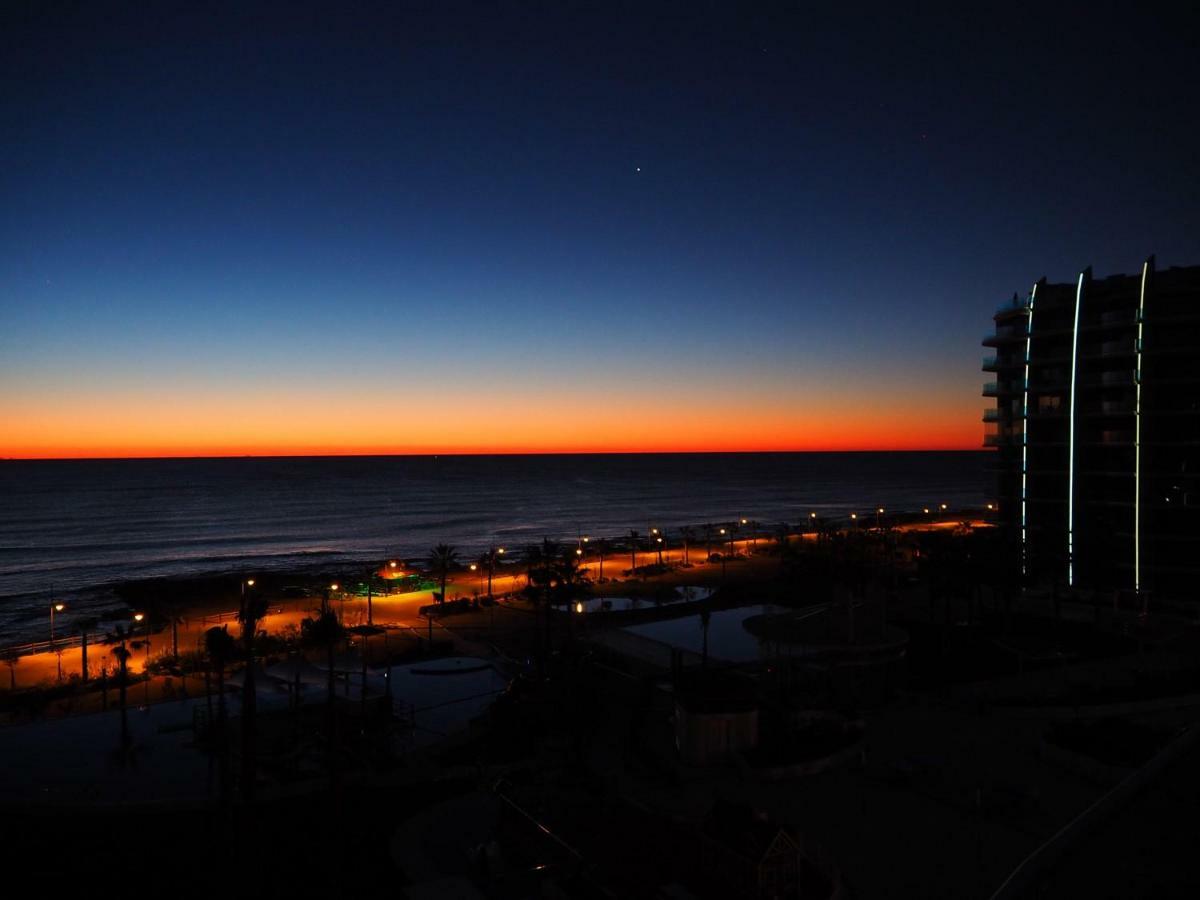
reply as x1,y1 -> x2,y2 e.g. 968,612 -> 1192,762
50,601 -> 65,642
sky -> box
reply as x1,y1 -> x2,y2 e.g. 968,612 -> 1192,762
2,2 -> 1198,457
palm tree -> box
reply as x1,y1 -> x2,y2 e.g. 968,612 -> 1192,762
301,610 -> 345,785
679,526 -> 695,566
628,529 -> 641,573
204,625 -> 237,731
106,624 -> 145,758
237,592 -> 269,801
349,624 -> 384,721
427,544 -> 459,605
77,616 -> 99,682
593,538 -> 611,582
522,543 -> 545,591
161,600 -> 185,661
553,551 -> 590,601
1,648 -> 18,691
775,522 -> 790,552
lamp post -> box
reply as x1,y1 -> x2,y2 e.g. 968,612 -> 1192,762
132,612 -> 149,699
876,507 -> 885,530
50,601 -> 65,680
486,547 -> 504,598
850,513 -> 858,534
50,601 -> 65,643
719,528 -> 728,580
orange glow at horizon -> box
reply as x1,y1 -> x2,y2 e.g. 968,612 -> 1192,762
1,381 -> 982,458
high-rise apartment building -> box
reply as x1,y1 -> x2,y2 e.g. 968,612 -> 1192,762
984,258 -> 1199,599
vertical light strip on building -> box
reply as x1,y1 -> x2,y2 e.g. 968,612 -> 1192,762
1020,283 -> 1038,576
1067,271 -> 1084,586
1134,259 -> 1148,593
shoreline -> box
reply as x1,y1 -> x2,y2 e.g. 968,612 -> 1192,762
1,510 -> 992,644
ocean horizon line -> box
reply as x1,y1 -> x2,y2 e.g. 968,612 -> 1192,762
2,448 -> 989,462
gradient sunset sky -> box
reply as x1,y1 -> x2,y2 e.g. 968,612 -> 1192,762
2,4 -> 1197,458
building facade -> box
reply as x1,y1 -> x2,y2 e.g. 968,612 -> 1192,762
984,258 -> 1199,599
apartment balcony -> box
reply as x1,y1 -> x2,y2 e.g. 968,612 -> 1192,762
1099,399 -> 1135,416
982,381 -> 1019,397
982,355 -> 1024,373
1100,429 -> 1135,445
983,326 -> 1028,347
982,408 -> 1006,423
983,433 -> 1021,447
1100,309 -> 1136,328
1095,339 -> 1135,359
995,296 -> 1030,317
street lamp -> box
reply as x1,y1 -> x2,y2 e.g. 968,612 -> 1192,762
876,507 -> 885,529
50,601 -> 65,642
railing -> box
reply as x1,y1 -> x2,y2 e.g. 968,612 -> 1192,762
984,326 -> 1027,343
983,433 -> 1018,447
1101,370 -> 1134,386
1099,340 -> 1134,357
1100,309 -> 1135,327
995,296 -> 1030,316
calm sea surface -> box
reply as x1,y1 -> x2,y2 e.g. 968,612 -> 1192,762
0,452 -> 987,638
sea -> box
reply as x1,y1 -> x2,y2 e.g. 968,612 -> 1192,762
0,452 -> 988,641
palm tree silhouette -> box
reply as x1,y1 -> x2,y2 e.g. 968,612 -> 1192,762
77,616 -> 99,682
522,543 -> 544,590
204,624 -> 236,725
593,538 -> 611,582
237,591 -> 269,801
302,609 -> 345,788
1,648 -> 18,691
427,544 -> 459,605
160,600 -> 186,661
679,526 -> 695,565
628,529 -> 641,573
106,623 -> 145,759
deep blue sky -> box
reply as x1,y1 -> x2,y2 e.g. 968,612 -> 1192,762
2,2 -> 1197,455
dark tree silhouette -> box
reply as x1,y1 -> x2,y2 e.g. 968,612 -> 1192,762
679,526 -> 695,565
302,610 -> 345,787
1,648 -> 18,691
427,544 -> 459,605
593,537 -> 611,582
237,591 -> 269,801
106,624 -> 145,759
77,616 -> 99,682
